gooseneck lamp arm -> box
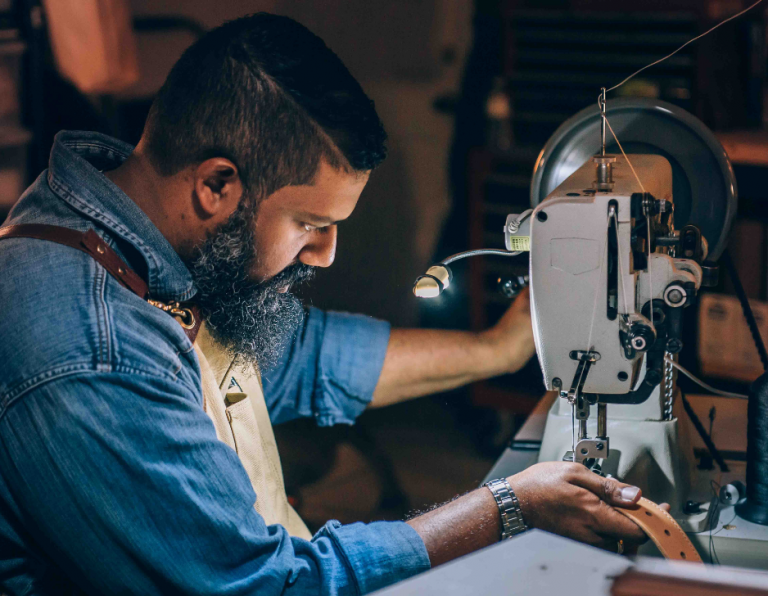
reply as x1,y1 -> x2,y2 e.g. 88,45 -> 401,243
413,249 -> 522,298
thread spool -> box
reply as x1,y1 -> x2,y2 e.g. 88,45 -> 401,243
735,372 -> 768,525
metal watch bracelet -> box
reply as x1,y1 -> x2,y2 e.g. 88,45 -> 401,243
484,478 -> 528,540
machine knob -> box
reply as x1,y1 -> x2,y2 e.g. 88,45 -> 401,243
628,323 -> 655,352
498,275 -> 529,299
663,284 -> 687,308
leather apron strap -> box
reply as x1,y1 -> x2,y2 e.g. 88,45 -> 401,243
0,223 -> 201,342
617,497 -> 703,562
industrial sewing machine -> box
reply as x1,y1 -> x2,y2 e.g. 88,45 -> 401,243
415,97 -> 768,568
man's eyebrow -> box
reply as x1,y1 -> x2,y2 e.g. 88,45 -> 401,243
296,212 -> 346,225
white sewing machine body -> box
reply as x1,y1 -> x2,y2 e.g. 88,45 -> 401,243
527,154 -> 700,397
499,139 -> 768,566
519,153 -> 701,515
495,148 -> 768,559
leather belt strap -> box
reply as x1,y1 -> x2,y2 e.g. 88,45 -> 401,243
0,224 -> 201,342
0,224 -> 149,298
617,497 -> 703,563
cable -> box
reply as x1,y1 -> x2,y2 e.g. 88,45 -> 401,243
605,0 -> 766,94
665,357 -> 748,399
680,389 -> 729,473
440,248 -> 521,265
721,249 -> 768,371
506,209 -> 532,234
709,480 -> 722,565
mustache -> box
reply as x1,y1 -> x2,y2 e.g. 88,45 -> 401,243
261,262 -> 315,291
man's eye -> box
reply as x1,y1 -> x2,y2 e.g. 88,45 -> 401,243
303,223 -> 332,233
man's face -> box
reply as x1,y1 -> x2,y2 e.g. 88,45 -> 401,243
251,160 -> 369,282
184,160 -> 368,371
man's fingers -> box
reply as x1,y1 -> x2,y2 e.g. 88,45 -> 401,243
567,468 -> 647,543
507,287 -> 530,314
570,468 -> 642,508
593,503 -> 649,544
659,502 -> 671,512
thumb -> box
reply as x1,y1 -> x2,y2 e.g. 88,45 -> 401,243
603,479 -> 642,508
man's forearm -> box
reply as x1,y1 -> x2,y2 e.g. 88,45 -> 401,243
406,464 -> 648,569
370,328 -> 514,408
406,486 -> 501,567
369,290 -> 534,408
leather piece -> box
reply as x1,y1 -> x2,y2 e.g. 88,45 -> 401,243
617,497 -> 703,562
181,305 -> 203,344
612,568 -> 768,596
167,304 -> 202,344
0,224 -> 202,343
0,224 -> 148,298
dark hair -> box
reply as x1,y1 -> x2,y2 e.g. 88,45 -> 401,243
142,13 -> 387,197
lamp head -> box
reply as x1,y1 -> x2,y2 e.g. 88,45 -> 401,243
413,265 -> 452,298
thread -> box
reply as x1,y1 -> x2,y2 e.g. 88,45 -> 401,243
722,249 -> 768,371
603,116 -> 646,193
605,0 -> 766,94
736,373 -> 768,525
604,114 -> 653,330
665,357 -> 748,400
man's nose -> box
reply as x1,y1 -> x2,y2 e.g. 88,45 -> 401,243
299,226 -> 337,268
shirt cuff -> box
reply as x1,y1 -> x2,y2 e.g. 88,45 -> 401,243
314,309 -> 391,426
316,520 -> 431,594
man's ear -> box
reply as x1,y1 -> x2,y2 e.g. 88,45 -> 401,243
192,158 -> 243,218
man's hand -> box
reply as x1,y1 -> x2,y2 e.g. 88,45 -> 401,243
480,287 -> 536,375
508,461 -> 648,549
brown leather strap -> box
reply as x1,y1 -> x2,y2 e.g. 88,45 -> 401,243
0,224 -> 202,343
617,497 -> 703,563
0,224 -> 148,298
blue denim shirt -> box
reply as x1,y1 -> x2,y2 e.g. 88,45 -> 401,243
0,131 -> 429,595
263,307 -> 392,427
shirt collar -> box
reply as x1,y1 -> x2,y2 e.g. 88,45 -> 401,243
47,130 -> 195,301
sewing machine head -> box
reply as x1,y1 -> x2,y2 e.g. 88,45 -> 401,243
501,149 -> 711,470
512,153 -> 705,403
415,98 -> 735,474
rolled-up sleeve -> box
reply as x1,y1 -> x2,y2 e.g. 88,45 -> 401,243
263,307 -> 391,427
0,372 -> 429,595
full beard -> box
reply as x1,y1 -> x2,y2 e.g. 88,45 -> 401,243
183,201 -> 315,372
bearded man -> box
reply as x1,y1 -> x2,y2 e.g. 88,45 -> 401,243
0,13 -> 649,596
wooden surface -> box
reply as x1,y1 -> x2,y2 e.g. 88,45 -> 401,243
717,131 -> 768,167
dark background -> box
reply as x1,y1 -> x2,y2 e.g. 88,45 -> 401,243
2,0 -> 767,529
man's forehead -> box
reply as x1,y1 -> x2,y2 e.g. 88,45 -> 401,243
264,162 -> 369,220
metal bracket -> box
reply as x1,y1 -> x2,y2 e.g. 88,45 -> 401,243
573,437 -> 610,464
566,351 -> 600,413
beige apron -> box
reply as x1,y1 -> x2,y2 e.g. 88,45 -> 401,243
193,324 -> 312,539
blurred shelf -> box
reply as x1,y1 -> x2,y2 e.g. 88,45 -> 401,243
717,130 -> 768,168
0,125 -> 31,148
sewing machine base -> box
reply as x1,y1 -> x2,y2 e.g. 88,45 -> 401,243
484,393 -> 768,569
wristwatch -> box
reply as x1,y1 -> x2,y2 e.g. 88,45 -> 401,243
484,478 -> 528,540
